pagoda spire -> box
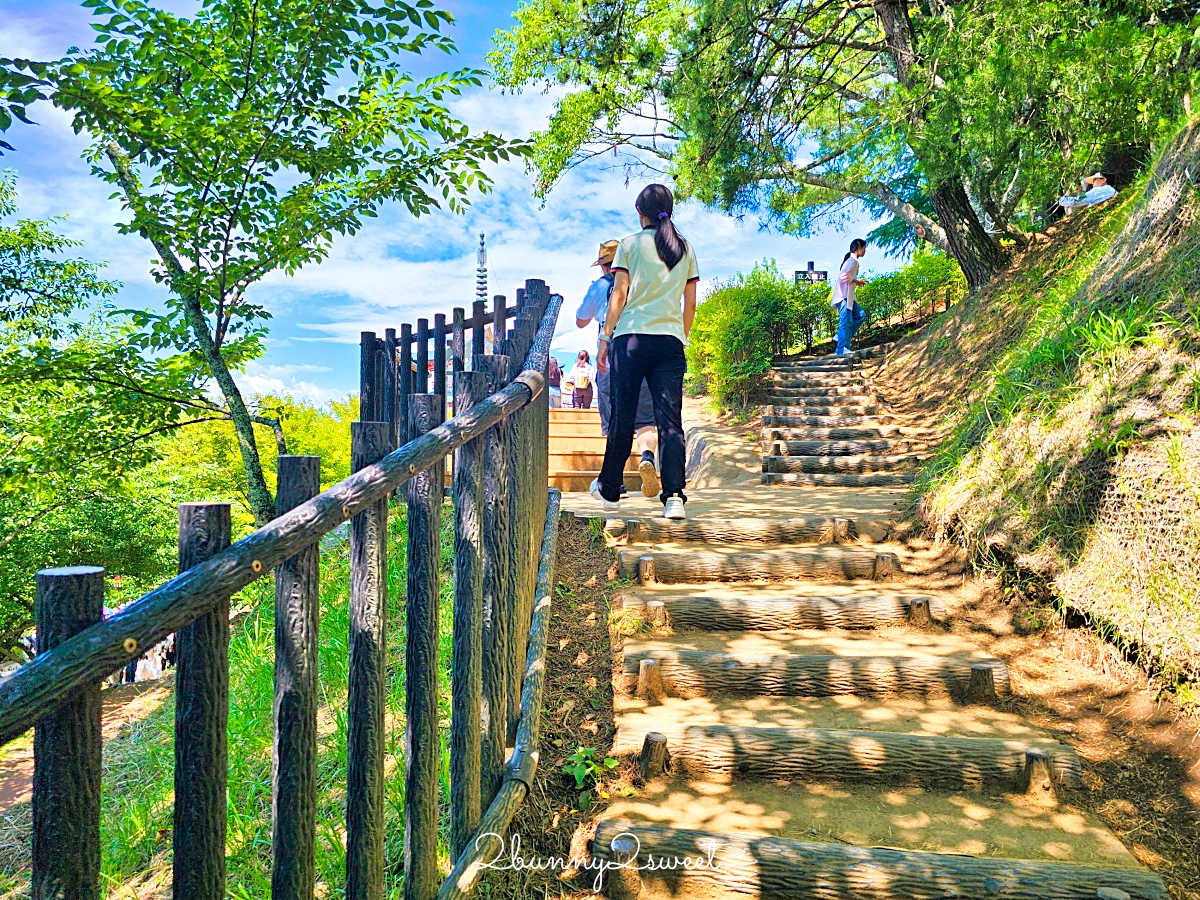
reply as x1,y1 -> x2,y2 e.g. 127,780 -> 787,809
475,233 -> 488,301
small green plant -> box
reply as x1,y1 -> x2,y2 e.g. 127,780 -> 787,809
563,746 -> 619,790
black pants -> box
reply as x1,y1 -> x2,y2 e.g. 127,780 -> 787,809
599,334 -> 687,504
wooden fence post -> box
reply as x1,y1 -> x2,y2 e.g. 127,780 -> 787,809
451,370 -> 486,857
492,296 -> 506,354
451,308 -> 466,414
347,422 -> 390,900
32,565 -> 104,900
272,456 -> 322,899
475,352 -> 511,806
434,313 -> 448,417
416,318 -> 430,394
505,314 -> 537,739
360,332 -> 378,421
384,329 -> 399,450
174,502 -> 232,900
399,323 -> 413,445
471,299 -> 486,359
405,394 -> 442,900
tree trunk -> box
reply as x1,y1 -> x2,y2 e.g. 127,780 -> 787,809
182,295 -> 276,526
930,180 -> 1007,290
103,142 -> 276,526
873,0 -> 1005,290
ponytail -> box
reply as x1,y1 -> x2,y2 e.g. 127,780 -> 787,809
635,183 -> 687,270
843,238 -> 867,263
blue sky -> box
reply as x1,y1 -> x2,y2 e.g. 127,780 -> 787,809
0,0 -> 884,403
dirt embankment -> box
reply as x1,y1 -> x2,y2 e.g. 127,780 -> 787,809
864,118 -> 1200,897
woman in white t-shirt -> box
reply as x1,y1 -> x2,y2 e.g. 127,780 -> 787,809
832,238 -> 868,356
592,184 -> 700,520
568,350 -> 596,409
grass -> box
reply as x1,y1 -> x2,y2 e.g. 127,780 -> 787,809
0,501 -> 458,898
884,118 -> 1200,690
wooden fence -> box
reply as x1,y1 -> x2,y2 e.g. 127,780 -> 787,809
0,279 -> 565,900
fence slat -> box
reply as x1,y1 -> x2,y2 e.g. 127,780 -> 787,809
32,565 -> 103,900
174,503 -> 232,900
471,300 -> 486,359
347,422 -> 391,900
451,371 -> 486,857
452,307 -> 466,375
416,318 -> 430,394
475,353 -> 511,806
491,296 -> 506,355
384,329 -> 399,450
404,395 -> 442,900
273,456 -> 322,899
399,323 -> 413,446
360,332 -> 378,421
434,313 -> 448,414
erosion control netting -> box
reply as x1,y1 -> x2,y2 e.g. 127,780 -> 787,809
1058,427 -> 1200,683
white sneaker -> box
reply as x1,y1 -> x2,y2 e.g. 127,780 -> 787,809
638,457 -> 661,498
589,478 -> 620,512
662,495 -> 685,520
836,348 -> 853,356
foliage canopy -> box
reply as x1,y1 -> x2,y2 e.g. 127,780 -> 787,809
2,0 -> 525,523
492,0 -> 1193,284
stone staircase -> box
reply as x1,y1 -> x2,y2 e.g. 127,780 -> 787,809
549,406 -> 643,493
586,348 -> 1167,900
761,345 -> 938,487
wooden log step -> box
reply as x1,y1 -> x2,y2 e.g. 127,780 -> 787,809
605,515 -> 861,546
763,393 -> 879,407
593,820 -> 1169,900
617,588 -> 944,630
768,373 -> 866,388
764,453 -> 923,475
549,470 -> 642,492
774,344 -> 894,365
762,424 -> 907,441
621,647 -> 1011,700
764,438 -> 921,456
761,413 -> 896,428
674,724 -> 1081,789
765,382 -> 876,395
617,546 -> 902,583
548,450 -> 639,472
774,360 -> 861,372
762,403 -> 883,417
762,471 -> 916,487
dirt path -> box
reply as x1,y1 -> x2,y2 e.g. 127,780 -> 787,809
0,679 -> 173,814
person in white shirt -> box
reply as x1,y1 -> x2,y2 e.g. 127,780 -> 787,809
1058,172 -> 1118,212
568,350 -> 597,409
832,238 -> 868,356
591,184 -> 699,521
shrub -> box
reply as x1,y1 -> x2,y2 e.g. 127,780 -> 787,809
688,260 -> 815,406
857,250 -> 967,333
688,253 -> 965,410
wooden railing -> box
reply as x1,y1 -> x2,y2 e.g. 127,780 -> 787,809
0,279 -> 565,900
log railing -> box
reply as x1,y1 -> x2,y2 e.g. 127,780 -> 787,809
1,279 -> 563,900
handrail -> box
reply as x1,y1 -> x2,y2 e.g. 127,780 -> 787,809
0,292 -> 564,748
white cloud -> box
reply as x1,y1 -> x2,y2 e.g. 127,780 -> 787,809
238,361 -> 342,406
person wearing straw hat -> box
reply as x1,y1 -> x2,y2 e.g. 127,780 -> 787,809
1058,172 -> 1117,212
576,239 -> 662,498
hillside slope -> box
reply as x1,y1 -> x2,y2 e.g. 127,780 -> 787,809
879,117 -> 1200,690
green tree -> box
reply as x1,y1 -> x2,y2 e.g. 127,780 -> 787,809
491,0 -> 1189,288
2,0 -> 524,524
